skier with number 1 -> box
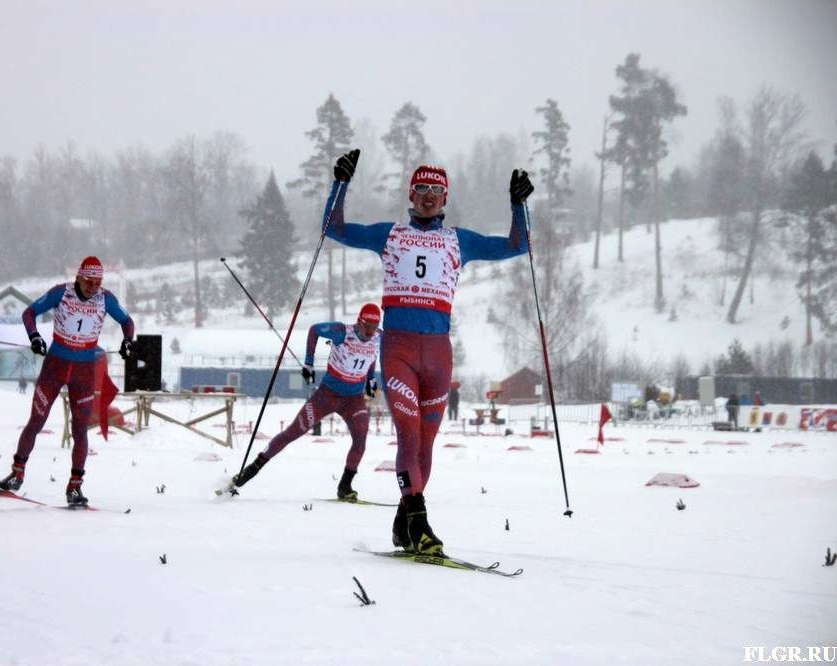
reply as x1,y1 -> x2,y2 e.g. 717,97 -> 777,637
0,257 -> 135,506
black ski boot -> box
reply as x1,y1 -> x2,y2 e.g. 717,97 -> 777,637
0,455 -> 26,492
405,493 -> 445,555
336,468 -> 358,502
66,468 -> 88,507
232,453 -> 268,488
392,498 -> 410,550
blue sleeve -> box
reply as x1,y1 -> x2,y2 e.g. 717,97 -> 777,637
322,180 -> 392,254
457,203 -> 529,265
22,285 -> 65,337
304,322 -> 346,366
28,285 -> 65,317
104,290 -> 135,339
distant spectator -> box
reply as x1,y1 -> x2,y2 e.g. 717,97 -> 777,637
17,377 -> 27,394
448,382 -> 460,421
726,393 -> 740,430
752,390 -> 765,432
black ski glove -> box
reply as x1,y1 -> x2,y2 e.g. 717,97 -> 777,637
29,332 -> 46,356
365,378 -> 378,398
334,149 -> 361,182
119,338 -> 134,360
509,169 -> 535,205
302,365 -> 316,385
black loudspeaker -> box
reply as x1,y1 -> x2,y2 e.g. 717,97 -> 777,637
124,334 -> 162,392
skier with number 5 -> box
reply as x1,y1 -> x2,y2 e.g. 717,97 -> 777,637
0,256 -> 135,506
322,149 -> 533,555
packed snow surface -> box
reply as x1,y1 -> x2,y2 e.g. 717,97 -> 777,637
1,386 -> 834,665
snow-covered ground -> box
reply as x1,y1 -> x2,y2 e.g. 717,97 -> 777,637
1,384 -> 834,666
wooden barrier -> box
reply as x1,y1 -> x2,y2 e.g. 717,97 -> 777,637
61,390 -> 244,448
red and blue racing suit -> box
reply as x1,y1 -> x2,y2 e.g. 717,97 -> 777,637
259,321 -> 379,472
17,282 -> 134,471
322,181 -> 528,496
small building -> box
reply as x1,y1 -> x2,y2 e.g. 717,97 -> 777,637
496,367 -> 543,405
179,366 -> 382,400
179,366 -> 309,400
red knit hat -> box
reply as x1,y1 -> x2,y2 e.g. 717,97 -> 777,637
77,256 -> 103,281
358,303 -> 381,325
410,165 -> 448,191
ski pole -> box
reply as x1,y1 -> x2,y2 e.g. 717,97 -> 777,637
0,340 -> 29,348
522,202 -> 573,517
219,257 -> 304,368
234,181 -> 347,481
0,339 -> 122,354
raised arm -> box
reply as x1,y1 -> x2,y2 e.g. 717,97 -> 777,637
322,149 -> 359,238
458,169 -> 533,264
457,204 -> 529,263
322,150 -> 392,254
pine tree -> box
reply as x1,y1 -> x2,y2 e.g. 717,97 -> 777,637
592,114 -> 611,269
784,151 -> 837,342
157,282 -> 178,325
609,54 -> 686,311
715,339 -> 754,375
530,98 -> 573,315
381,102 -> 431,215
125,282 -> 139,310
608,54 -> 651,262
707,98 -> 748,306
239,171 -> 299,320
662,167 -> 693,219
459,134 -> 526,235
636,68 -> 687,313
289,94 -> 354,199
532,98 -> 573,243
163,135 -> 210,327
609,54 -> 652,209
288,93 -> 353,320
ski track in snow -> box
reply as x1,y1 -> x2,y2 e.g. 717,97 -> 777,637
1,386 -> 835,665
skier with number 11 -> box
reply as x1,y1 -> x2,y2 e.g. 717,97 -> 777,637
230,303 -> 382,500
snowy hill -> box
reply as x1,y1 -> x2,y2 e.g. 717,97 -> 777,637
10,215 -> 810,390
577,216 -> 806,370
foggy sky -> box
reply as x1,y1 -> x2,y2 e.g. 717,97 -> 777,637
2,0 -> 835,184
